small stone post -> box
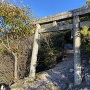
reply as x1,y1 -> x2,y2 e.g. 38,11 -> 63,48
29,24 -> 41,80
53,21 -> 58,30
73,15 -> 82,85
53,21 -> 57,26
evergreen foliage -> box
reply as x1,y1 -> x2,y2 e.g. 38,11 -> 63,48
0,2 -> 34,37
37,32 -> 65,72
0,2 -> 34,83
80,26 -> 90,52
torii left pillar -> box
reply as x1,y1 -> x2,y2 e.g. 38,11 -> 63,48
29,24 -> 41,80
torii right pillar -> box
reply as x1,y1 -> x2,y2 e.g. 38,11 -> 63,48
73,15 -> 82,85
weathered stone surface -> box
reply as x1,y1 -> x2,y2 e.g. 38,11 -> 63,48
73,15 -> 82,85
39,21 -> 90,33
29,24 -> 41,80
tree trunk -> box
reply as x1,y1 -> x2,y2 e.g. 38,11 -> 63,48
12,52 -> 18,80
73,15 -> 82,85
29,24 -> 41,80
1,38 -> 18,80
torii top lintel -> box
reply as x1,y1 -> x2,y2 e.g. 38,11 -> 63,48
33,6 -> 90,25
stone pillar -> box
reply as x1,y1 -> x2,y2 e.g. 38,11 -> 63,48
29,24 -> 40,80
73,15 -> 82,85
53,21 -> 57,26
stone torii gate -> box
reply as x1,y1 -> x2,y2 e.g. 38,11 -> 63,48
29,3 -> 90,85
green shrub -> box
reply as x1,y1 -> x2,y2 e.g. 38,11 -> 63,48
80,26 -> 90,52
37,32 -> 65,72
80,26 -> 90,62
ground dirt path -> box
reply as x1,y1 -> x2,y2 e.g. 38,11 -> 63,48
11,50 -> 90,90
